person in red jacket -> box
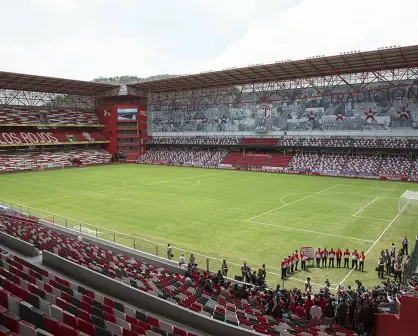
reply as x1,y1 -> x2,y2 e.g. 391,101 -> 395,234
315,248 -> 322,268
359,251 -> 365,271
352,249 -> 359,270
344,249 -> 350,268
290,253 -> 295,274
294,302 -> 306,318
321,247 -> 328,268
281,257 -> 287,279
336,248 -> 342,268
287,255 -> 292,275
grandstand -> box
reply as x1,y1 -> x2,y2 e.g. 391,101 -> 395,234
0,45 -> 418,336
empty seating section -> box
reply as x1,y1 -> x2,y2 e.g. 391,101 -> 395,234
410,159 -> 418,179
312,153 -> 347,171
149,138 -> 240,145
0,248 -> 198,336
378,156 -> 412,178
281,138 -> 418,148
0,213 -> 357,336
264,154 -> 292,168
257,139 -> 279,145
220,152 -> 242,165
0,108 -> 100,125
0,149 -> 111,172
344,155 -> 382,175
287,153 -> 320,171
249,155 -> 270,166
239,138 -> 259,145
137,148 -> 227,165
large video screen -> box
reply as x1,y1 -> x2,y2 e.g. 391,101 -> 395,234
117,108 -> 138,121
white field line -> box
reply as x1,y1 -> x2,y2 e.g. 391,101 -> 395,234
249,220 -> 374,243
337,184 -> 399,191
352,197 -> 380,217
247,184 -> 340,222
22,172 -> 224,205
353,215 -> 390,222
335,210 -> 403,289
280,192 -> 314,205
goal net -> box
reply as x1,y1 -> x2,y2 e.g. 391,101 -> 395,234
399,190 -> 418,215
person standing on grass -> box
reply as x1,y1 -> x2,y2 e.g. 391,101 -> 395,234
301,250 -> 307,271
179,254 -> 185,267
344,249 -> 350,268
294,250 -> 299,271
189,253 -> 195,265
281,257 -> 288,280
336,248 -> 342,267
321,247 -> 328,268
377,257 -> 385,278
221,260 -> 228,277
385,249 -> 391,275
359,251 -> 365,272
401,237 -> 409,255
290,254 -> 295,274
167,244 -> 173,260
328,248 -> 335,268
352,249 -> 359,270
391,242 -> 396,257
315,248 -> 322,268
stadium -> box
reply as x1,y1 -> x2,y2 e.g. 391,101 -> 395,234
0,45 -> 417,336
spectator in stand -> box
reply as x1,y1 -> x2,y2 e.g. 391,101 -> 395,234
294,250 -> 299,271
337,300 -> 348,327
359,251 -> 365,272
336,247 -> 342,267
310,301 -> 323,320
321,247 -> 328,268
184,275 -> 193,286
328,248 -> 335,267
304,295 -> 314,318
352,249 -> 359,270
344,249 -> 350,268
167,244 -> 173,260
294,302 -> 306,318
324,300 -> 335,326
221,260 -> 228,276
315,248 -> 322,268
401,237 -> 409,255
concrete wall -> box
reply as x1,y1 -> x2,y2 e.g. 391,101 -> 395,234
0,232 -> 37,257
42,251 -> 258,336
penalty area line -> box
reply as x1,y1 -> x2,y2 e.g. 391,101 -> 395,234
352,197 -> 379,217
248,220 -> 374,243
247,184 -> 340,222
335,209 -> 403,289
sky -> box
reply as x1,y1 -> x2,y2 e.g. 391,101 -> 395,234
1,0 -> 418,81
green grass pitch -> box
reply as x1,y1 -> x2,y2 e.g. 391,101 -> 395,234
0,164 -> 416,291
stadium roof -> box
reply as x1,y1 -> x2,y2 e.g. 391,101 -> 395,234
127,45 -> 418,93
0,71 -> 120,95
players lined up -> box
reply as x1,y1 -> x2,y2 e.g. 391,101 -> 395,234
281,248 -> 366,280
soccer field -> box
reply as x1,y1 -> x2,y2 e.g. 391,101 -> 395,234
0,165 -> 416,291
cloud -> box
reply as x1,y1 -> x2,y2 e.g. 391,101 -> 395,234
203,0 -> 418,71
0,0 -> 417,80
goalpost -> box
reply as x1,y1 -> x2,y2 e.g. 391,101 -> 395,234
399,190 -> 418,214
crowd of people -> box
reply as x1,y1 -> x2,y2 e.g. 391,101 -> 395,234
166,238 -> 416,336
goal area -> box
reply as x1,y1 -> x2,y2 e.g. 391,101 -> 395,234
399,190 -> 418,215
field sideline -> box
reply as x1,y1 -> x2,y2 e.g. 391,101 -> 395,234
0,164 -> 416,290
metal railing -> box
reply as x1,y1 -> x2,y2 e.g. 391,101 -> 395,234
1,199 -> 276,285
404,240 -> 418,284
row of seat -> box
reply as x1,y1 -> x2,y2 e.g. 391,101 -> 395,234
0,247 -> 199,336
287,153 -> 413,178
148,137 -> 418,149
0,149 -> 111,172
0,212 -> 358,336
0,108 -> 100,126
137,148 -> 228,165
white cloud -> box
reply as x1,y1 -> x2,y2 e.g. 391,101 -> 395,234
202,0 -> 418,71
0,0 -> 417,80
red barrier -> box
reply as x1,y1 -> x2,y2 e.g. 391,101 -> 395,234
0,129 -> 107,146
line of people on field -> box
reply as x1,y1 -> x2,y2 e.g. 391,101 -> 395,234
314,248 -> 366,271
281,250 -> 308,279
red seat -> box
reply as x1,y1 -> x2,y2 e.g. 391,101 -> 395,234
78,318 -> 95,336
